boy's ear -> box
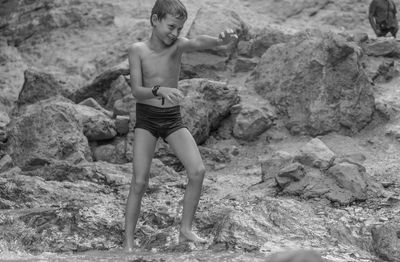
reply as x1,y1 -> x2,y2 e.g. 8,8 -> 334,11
151,14 -> 159,25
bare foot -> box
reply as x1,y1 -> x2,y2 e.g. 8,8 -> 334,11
179,230 -> 207,243
123,245 -> 135,253
123,241 -> 138,253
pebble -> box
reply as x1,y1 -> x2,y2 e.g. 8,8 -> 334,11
379,217 -> 388,222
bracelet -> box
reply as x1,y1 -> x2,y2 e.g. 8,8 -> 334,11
152,85 -> 160,96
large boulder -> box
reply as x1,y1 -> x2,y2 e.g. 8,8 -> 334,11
17,69 -> 74,106
73,60 -> 129,105
0,0 -> 115,46
7,99 -> 92,170
238,27 -> 293,58
247,31 -> 375,136
179,78 -> 240,144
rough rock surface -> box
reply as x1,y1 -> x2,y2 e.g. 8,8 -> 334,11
248,31 -> 375,136
7,99 -> 92,170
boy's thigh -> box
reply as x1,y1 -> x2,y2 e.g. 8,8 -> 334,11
165,128 -> 204,173
133,128 -> 158,180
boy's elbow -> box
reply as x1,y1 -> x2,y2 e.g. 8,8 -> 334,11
131,87 -> 139,98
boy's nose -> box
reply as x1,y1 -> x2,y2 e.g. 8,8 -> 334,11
171,29 -> 179,37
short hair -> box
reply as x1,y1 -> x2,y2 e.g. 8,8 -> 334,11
150,0 -> 187,26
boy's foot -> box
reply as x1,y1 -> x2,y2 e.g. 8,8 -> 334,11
179,230 -> 207,243
123,245 -> 134,253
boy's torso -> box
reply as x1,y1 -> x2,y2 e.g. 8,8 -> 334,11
137,40 -> 183,108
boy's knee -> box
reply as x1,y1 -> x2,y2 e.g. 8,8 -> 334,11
188,165 -> 206,180
133,180 -> 148,195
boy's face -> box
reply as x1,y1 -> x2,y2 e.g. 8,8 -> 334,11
153,14 -> 186,46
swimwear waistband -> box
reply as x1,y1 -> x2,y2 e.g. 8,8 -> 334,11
136,103 -> 181,113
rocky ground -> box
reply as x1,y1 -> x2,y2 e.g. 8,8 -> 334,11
2,0 -> 400,261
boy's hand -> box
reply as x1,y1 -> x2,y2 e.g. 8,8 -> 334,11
158,87 -> 184,104
218,29 -> 238,45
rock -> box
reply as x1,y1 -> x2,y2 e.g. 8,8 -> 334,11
92,137 -> 128,164
0,43 -> 27,112
0,110 -> 10,142
371,222 -> 400,262
362,39 -> 400,58
17,69 -> 73,107
275,162 -> 306,188
385,124 -> 400,141
115,115 -> 130,135
239,27 -> 293,58
186,7 -> 248,57
105,75 -> 131,110
248,31 -> 375,136
297,138 -> 335,170
326,162 -> 368,201
73,60 -> 129,105
1,0 -> 115,46
178,78 -> 240,144
260,151 -> 295,182
234,57 -> 259,73
154,142 -> 230,171
0,154 -> 13,173
113,94 -> 136,116
79,97 -> 113,118
181,52 -> 228,80
7,99 -> 92,170
371,60 -> 399,84
232,103 -> 276,141
211,197 -> 327,251
75,104 -> 117,141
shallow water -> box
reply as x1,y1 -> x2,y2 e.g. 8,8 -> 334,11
0,249 -> 273,262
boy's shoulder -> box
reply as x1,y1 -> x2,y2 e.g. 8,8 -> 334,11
128,41 -> 148,55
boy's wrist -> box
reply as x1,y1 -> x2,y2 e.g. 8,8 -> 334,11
152,85 -> 160,96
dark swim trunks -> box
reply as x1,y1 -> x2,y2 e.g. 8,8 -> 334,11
134,103 -> 186,140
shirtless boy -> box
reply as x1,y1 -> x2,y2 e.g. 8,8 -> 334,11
369,0 -> 399,38
124,0 -> 237,251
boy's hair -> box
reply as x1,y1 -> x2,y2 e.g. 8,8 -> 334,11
150,0 -> 187,26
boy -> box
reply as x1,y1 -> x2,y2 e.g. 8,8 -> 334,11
369,0 -> 398,38
124,0 -> 238,252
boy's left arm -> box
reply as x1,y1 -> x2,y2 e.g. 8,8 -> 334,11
178,29 -> 238,53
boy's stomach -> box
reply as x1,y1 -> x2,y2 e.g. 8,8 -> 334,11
136,97 -> 180,108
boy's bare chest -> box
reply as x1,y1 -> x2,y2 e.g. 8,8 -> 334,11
141,51 -> 181,79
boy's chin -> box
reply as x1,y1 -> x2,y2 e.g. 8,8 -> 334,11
164,38 -> 176,46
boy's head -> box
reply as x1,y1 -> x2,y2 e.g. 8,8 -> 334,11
150,0 -> 187,27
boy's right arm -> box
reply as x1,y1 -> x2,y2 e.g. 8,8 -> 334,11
128,44 -> 155,100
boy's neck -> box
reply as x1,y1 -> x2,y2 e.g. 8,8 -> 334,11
148,31 -> 169,53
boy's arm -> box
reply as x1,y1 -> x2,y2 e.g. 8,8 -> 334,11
128,44 -> 155,100
178,29 -> 238,53
369,1 -> 379,35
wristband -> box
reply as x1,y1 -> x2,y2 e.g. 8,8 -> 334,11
152,85 -> 160,96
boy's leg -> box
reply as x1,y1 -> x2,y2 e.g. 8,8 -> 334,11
165,128 -> 207,243
124,128 -> 158,251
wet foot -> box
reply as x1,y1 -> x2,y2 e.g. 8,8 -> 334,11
179,230 -> 207,244
123,246 -> 135,253
123,242 -> 138,253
